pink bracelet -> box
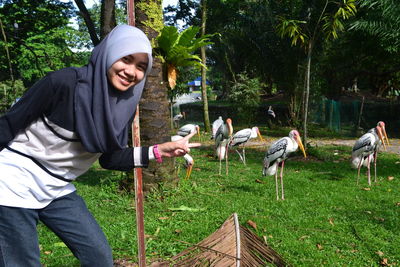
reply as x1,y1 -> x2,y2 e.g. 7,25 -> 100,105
153,144 -> 163,163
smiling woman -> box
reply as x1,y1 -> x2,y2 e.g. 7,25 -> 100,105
0,24 -> 201,267
107,53 -> 149,92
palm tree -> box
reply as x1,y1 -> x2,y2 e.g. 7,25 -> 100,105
135,0 -> 177,190
200,0 -> 211,133
350,0 -> 400,53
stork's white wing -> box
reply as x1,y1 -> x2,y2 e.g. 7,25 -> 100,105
212,118 -> 224,138
215,124 -> 227,146
264,138 -> 288,163
352,133 -> 374,154
177,124 -> 194,136
230,128 -> 251,146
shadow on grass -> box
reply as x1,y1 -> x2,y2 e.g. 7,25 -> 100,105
75,166 -> 123,187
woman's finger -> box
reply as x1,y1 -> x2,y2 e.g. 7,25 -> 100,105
188,142 -> 201,148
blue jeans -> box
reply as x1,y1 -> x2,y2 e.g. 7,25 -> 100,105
0,192 -> 113,267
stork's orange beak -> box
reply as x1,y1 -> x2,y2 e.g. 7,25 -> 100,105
257,129 -> 265,142
381,136 -> 387,151
185,162 -> 193,180
196,126 -> 201,142
296,136 -> 307,158
376,126 -> 386,150
382,126 -> 390,146
227,118 -> 233,137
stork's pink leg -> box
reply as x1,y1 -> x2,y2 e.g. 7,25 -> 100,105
243,146 -> 246,165
357,158 -> 362,185
225,142 -> 229,175
275,167 -> 279,201
367,155 -> 371,186
280,161 -> 285,200
373,151 -> 377,183
218,146 -> 222,175
219,156 -> 222,176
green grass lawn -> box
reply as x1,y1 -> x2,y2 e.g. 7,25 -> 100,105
38,140 -> 400,266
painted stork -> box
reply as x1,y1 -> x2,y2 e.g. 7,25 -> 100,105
367,121 -> 390,181
229,126 -> 264,165
262,130 -> 306,200
171,135 -> 194,179
352,124 -> 386,185
177,124 -> 201,141
215,118 -> 233,175
173,112 -> 185,128
211,116 -> 224,140
267,106 -> 276,118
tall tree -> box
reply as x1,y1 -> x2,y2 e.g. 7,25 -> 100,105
74,0 -> 117,41
277,0 -> 357,145
135,0 -> 176,190
73,0 -> 100,46
100,0 -> 117,38
205,0 -> 303,109
200,0 -> 210,133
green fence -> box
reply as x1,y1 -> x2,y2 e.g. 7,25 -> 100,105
180,98 -> 400,137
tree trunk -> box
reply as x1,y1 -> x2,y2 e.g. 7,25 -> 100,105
0,17 -> 14,82
136,0 -> 177,191
303,41 -> 312,147
100,0 -> 116,39
200,0 -> 211,133
74,0 -> 100,45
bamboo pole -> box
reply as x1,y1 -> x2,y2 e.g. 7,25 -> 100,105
127,1 -> 146,266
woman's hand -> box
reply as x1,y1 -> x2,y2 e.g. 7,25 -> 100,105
158,131 -> 201,158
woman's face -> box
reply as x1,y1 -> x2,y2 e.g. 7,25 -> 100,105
107,53 -> 149,92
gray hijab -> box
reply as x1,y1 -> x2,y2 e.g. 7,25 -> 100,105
74,25 -> 153,153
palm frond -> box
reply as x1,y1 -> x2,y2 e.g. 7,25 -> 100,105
159,214 -> 288,267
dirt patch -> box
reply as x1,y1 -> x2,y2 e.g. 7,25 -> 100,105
222,137 -> 400,155
310,138 -> 400,155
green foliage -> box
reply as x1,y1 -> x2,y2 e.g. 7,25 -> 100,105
0,79 -> 26,113
228,71 -> 263,124
155,25 -> 213,69
277,0 -> 358,47
155,25 -> 215,103
349,0 -> 400,53
0,0 -> 88,85
276,18 -> 307,46
228,71 -> 262,107
163,0 -> 200,27
205,0 -> 303,101
38,143 -> 400,266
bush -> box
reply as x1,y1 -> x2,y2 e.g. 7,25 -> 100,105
0,80 -> 26,114
228,72 -> 263,124
228,71 -> 262,106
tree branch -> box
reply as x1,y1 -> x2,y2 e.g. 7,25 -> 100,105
74,0 -> 100,46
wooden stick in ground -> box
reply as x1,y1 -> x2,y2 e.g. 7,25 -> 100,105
132,106 -> 146,267
127,2 -> 146,265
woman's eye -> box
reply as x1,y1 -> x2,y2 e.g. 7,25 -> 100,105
137,64 -> 147,71
122,57 -> 132,63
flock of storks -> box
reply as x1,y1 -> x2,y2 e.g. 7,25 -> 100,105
172,108 -> 390,200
